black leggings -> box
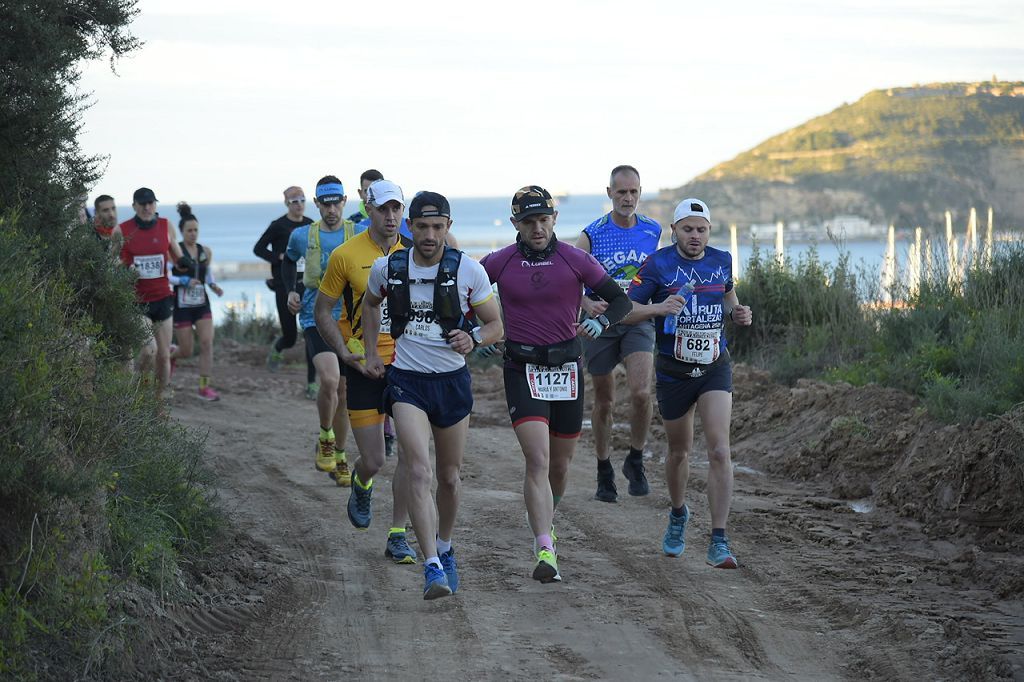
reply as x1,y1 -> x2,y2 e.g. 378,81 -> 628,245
273,282 -> 317,384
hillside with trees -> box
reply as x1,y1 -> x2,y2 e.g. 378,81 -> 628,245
654,81 -> 1024,229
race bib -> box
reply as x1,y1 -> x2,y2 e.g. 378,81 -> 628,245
525,362 -> 579,401
405,302 -> 441,339
177,283 -> 206,307
133,254 -> 164,280
673,327 -> 720,364
295,256 -> 306,273
379,298 -> 391,335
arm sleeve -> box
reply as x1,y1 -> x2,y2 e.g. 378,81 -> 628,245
281,255 -> 297,293
253,224 -> 276,263
592,276 -> 631,326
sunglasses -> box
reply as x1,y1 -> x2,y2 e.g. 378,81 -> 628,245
287,197 -> 306,206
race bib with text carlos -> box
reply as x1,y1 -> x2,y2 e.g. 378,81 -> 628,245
177,283 -> 207,307
133,254 -> 164,280
673,327 -> 720,364
404,301 -> 443,339
525,362 -> 579,401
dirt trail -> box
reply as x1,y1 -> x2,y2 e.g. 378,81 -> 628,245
157,347 -> 1023,681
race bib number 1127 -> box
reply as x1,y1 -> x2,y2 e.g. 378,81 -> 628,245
525,362 -> 579,401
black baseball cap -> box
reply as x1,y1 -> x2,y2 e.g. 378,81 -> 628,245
409,191 -> 451,220
133,187 -> 158,204
510,185 -> 554,221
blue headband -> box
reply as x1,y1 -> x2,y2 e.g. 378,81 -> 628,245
316,182 -> 345,199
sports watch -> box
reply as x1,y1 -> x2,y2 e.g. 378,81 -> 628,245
470,327 -> 484,348
595,314 -> 611,330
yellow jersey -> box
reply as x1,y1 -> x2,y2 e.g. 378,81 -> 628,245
319,230 -> 408,362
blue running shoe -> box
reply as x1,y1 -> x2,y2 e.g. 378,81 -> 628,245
706,536 -> 738,569
621,455 -> 650,496
347,475 -> 373,529
423,563 -> 452,600
440,548 -> 459,594
384,531 -> 416,564
663,505 -> 689,557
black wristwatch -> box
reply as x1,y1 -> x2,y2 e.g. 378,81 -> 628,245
595,314 -> 611,330
470,327 -> 484,348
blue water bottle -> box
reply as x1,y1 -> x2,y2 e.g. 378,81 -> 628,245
663,280 -> 696,334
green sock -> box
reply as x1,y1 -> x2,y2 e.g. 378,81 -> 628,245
334,448 -> 347,462
552,494 -> 562,509
198,375 -> 209,389
353,471 -> 372,489
319,427 -> 335,442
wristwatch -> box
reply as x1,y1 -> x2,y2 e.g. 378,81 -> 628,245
595,314 -> 611,330
470,327 -> 484,348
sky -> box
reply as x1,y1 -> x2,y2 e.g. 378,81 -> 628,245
79,0 -> 1024,204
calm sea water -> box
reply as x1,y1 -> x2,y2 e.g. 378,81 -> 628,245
113,195 -> 898,318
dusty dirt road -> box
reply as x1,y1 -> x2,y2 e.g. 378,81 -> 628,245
157,346 -> 1023,681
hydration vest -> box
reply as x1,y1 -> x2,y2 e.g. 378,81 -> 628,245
303,219 -> 355,289
387,246 -> 471,339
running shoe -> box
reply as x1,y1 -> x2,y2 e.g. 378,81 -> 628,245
440,548 -> 459,594
267,341 -> 283,372
304,382 -> 319,400
384,531 -> 417,564
663,505 -> 690,557
332,456 -> 351,487
594,466 -> 618,503
315,438 -> 337,473
621,455 -> 650,496
384,433 -> 396,458
532,548 -> 561,583
423,563 -> 452,600
706,536 -> 738,569
197,386 -> 221,402
347,475 -> 373,529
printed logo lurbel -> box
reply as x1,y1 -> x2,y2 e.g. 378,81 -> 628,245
520,260 -> 553,268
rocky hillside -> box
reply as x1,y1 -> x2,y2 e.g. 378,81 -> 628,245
650,81 -> 1024,230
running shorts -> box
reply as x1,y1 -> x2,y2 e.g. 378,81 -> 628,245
173,302 -> 212,327
583,321 -> 655,376
384,365 -> 472,428
139,295 -> 174,323
502,365 -> 584,439
656,360 -> 733,421
347,363 -> 387,428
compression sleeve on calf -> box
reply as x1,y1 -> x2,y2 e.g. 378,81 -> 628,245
593,276 -> 632,326
281,256 -> 298,293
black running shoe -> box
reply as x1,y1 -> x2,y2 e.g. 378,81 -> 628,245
621,455 -> 650,496
594,466 -> 618,503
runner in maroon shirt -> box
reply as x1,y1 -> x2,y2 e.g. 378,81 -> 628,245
480,185 -> 631,584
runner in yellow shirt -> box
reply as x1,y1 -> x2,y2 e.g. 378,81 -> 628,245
315,179 -> 415,563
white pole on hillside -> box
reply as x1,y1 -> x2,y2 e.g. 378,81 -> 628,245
985,206 -> 994,265
910,227 -> 922,296
945,210 -> 958,287
730,224 -> 740,279
881,224 -> 896,304
775,221 -> 784,266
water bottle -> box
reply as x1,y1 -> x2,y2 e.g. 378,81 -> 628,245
663,280 -> 696,334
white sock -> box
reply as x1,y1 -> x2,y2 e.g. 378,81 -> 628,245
436,537 -> 452,554
426,557 -> 442,569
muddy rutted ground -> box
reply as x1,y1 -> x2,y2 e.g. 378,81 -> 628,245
133,350 -> 1023,680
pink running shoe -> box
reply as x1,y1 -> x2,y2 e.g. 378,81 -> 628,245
197,386 -> 220,401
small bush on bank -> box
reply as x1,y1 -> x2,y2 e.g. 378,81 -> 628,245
733,240 -> 1024,421
0,218 -> 221,680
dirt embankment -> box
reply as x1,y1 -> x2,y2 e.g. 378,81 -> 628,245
117,346 -> 1022,681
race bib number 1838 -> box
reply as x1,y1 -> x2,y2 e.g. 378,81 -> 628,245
133,254 -> 164,280
525,362 -> 579,401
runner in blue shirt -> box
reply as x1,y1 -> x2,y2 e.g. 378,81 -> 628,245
624,198 -> 752,569
576,165 -> 661,503
281,176 -> 354,484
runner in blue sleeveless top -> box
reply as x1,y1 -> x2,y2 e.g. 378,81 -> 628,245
576,165 -> 662,503
480,185 -> 632,584
624,198 -> 752,569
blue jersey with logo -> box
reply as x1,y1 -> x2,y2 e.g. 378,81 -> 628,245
285,223 -> 346,329
355,217 -> 413,240
628,244 -> 734,361
583,213 -> 661,293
